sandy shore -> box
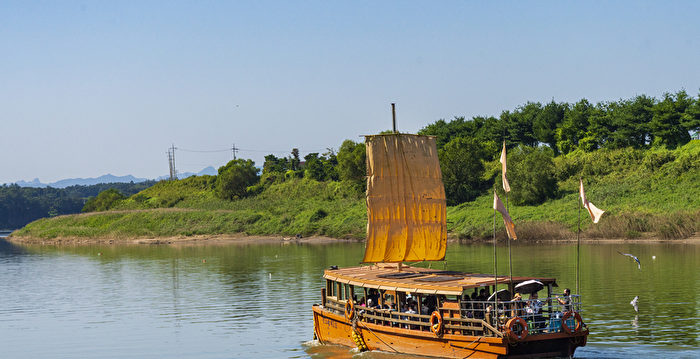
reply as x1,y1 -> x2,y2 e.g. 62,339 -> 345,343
4,233 -> 362,246
5,232 -> 699,246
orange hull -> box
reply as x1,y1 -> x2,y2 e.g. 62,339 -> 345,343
312,306 -> 587,359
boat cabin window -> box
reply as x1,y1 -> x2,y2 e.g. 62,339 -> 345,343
326,279 -> 337,298
328,282 -> 354,301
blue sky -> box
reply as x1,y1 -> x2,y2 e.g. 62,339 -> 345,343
1,1 -> 699,184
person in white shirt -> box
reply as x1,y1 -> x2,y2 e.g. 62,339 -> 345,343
526,292 -> 544,329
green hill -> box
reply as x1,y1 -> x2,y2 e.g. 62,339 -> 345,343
11,141 -> 699,242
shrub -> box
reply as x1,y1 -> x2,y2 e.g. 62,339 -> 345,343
505,146 -> 558,205
82,189 -> 126,212
309,208 -> 328,222
215,159 -> 260,200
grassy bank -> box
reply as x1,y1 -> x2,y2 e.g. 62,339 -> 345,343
11,142 -> 700,242
12,179 -> 367,240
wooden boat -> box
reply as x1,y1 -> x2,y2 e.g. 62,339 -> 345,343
311,132 -> 589,358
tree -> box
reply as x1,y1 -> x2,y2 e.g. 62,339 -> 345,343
439,137 -> 491,205
303,153 -> 325,181
336,139 -> 366,182
650,91 -> 692,148
604,96 -> 655,149
507,102 -> 540,147
506,146 -> 558,205
419,117 -> 478,151
262,154 -> 289,175
321,149 -> 339,181
584,102 -> 611,151
303,152 -> 339,181
82,189 -> 126,212
681,91 -> 700,138
215,159 -> 260,200
534,100 -> 566,153
557,99 -> 593,154
290,148 -> 301,170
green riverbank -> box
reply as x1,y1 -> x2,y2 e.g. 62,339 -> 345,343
10,142 -> 700,244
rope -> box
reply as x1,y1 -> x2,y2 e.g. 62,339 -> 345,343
356,318 -> 400,353
453,336 -> 484,358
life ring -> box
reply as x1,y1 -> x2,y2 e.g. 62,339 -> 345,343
561,311 -> 583,334
345,300 -> 355,321
430,311 -> 443,336
505,316 -> 529,341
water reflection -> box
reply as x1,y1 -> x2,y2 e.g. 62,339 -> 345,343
0,240 -> 697,358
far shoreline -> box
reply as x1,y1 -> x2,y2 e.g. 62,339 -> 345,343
5,233 -> 699,246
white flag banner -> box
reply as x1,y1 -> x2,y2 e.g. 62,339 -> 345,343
494,191 -> 517,240
500,141 -> 511,193
579,179 -> 605,224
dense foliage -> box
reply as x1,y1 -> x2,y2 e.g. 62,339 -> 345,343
9,90 -> 700,240
0,181 -> 155,229
420,90 -> 699,202
14,141 -> 699,241
215,159 -> 260,200
82,189 -> 127,212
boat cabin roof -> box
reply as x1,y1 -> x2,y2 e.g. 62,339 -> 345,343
324,264 -> 557,296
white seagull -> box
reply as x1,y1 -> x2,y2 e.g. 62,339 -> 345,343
630,296 -> 639,312
617,251 -> 641,270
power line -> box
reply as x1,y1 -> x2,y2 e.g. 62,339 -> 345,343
178,148 -> 231,153
177,146 -> 330,154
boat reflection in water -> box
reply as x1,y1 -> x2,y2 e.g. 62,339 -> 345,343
311,133 -> 588,358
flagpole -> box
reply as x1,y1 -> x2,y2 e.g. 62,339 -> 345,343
493,190 -> 498,326
577,179 -> 581,296
506,191 -> 513,286
501,140 -> 513,286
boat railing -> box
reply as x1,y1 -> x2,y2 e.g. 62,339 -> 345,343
322,295 -> 583,337
461,294 -> 584,336
323,297 -> 501,337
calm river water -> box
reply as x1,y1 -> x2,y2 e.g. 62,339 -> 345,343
0,239 -> 698,358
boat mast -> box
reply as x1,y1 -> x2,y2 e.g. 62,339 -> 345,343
392,102 -> 402,273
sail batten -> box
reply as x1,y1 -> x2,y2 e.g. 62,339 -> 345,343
362,134 -> 447,263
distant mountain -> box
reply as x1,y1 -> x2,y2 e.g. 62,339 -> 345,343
12,166 -> 219,188
50,174 -> 149,188
14,174 -> 149,188
15,178 -> 45,188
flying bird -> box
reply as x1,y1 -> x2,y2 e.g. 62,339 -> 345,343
630,296 -> 639,312
617,251 -> 641,270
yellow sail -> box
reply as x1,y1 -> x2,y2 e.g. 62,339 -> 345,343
362,134 -> 447,263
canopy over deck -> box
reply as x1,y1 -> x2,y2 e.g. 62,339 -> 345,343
324,264 -> 557,296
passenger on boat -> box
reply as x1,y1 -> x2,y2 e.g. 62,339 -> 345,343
420,300 -> 430,315
557,288 -> 572,312
510,293 -> 524,317
424,295 -> 437,314
401,302 -> 417,329
526,292 -> 545,329
474,289 -> 489,319
368,289 -> 380,306
463,290 -> 478,318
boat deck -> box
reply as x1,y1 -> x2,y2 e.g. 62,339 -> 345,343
324,263 -> 557,295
